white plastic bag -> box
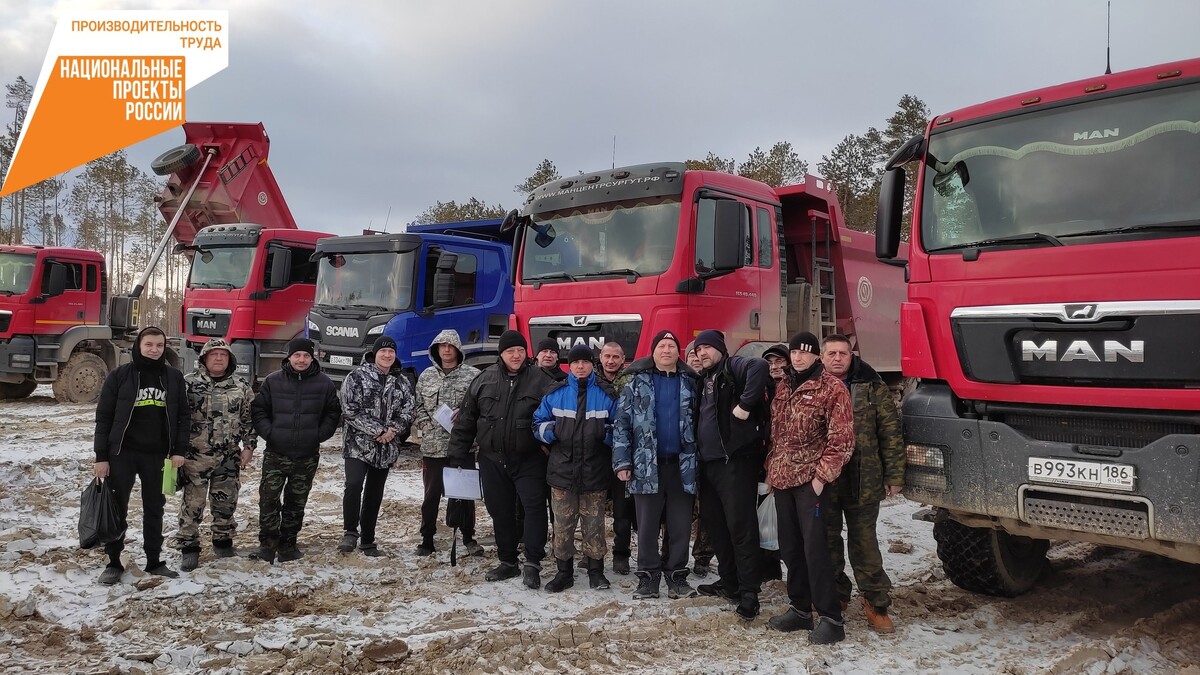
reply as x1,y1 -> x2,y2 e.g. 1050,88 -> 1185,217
758,491 -> 779,551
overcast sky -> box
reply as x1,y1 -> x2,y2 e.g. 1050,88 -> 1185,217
2,0 -> 1197,236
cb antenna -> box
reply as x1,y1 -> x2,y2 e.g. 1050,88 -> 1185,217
1105,1 -> 1112,75
612,135 -> 616,169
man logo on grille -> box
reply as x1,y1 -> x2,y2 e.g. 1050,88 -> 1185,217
1065,304 -> 1096,321
572,316 -> 588,327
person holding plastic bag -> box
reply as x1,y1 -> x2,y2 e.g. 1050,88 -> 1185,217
764,332 -> 854,643
92,326 -> 189,585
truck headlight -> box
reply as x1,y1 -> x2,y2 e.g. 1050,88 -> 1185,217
367,324 -> 385,336
307,319 -> 319,334
905,443 -> 949,492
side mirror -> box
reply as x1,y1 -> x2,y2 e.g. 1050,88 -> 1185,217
431,250 -> 458,308
267,247 -> 292,289
876,167 -> 906,260
500,209 -> 520,233
46,263 -> 68,297
712,200 -> 746,272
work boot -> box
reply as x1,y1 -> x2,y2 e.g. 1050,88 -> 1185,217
360,543 -> 383,557
414,537 -> 434,557
545,558 -> 575,593
768,606 -> 814,632
522,563 -> 542,590
692,558 -> 712,578
255,543 -> 276,564
339,532 -> 359,553
98,564 -> 124,586
632,571 -> 661,599
180,549 -> 200,572
587,557 -> 611,590
863,598 -> 895,634
463,538 -> 484,557
485,562 -> 520,582
697,582 -> 738,602
809,617 -> 846,645
736,592 -> 760,620
277,544 -> 303,562
145,561 -> 179,579
212,540 -> 236,558
665,569 -> 698,599
612,554 -> 631,575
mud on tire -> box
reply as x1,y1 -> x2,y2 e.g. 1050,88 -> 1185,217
52,352 -> 109,403
933,519 -> 1049,597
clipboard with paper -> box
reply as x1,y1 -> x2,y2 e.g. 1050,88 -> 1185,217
442,467 -> 482,500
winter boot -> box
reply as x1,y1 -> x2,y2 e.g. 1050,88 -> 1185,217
212,540 -> 236,558
277,542 -> 303,562
485,561 -> 520,582
665,569 -> 698,599
98,564 -> 124,586
863,598 -> 895,634
463,538 -> 484,557
612,554 -> 631,575
180,549 -> 200,572
587,557 -> 611,590
632,571 -> 661,599
692,558 -> 712,578
736,592 -> 760,620
697,582 -> 738,602
339,532 -> 359,553
809,617 -> 846,645
522,563 -> 542,590
415,536 -> 435,557
768,606 -> 814,632
145,561 -> 179,579
255,540 -> 277,564
360,542 -> 383,557
545,558 -> 575,593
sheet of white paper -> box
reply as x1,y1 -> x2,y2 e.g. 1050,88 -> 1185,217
433,403 -> 455,432
442,467 -> 482,501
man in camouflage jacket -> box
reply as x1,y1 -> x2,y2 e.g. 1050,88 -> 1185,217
821,334 -> 904,633
177,338 -> 256,570
413,329 -> 481,557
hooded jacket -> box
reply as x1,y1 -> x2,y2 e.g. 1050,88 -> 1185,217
829,356 -> 904,505
413,329 -> 480,459
252,358 -> 341,458
183,338 -> 256,458
446,356 -> 555,467
766,363 -> 855,490
341,360 -> 416,469
611,356 -> 699,496
533,370 -> 617,493
93,327 -> 189,462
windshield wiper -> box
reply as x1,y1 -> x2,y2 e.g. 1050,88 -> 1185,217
927,232 -> 1063,254
191,281 -> 237,289
0,290 -> 16,296
1058,220 -> 1200,239
525,271 -> 578,283
575,268 -> 643,279
345,304 -> 392,312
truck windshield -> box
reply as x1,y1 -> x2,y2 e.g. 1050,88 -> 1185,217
921,82 -> 1200,252
314,251 -> 415,311
520,198 -> 680,283
188,246 -> 255,289
0,253 -> 35,295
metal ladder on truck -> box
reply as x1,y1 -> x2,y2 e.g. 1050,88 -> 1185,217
809,209 -> 837,339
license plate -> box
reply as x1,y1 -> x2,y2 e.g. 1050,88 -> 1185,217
329,355 -> 354,366
1027,457 -> 1135,491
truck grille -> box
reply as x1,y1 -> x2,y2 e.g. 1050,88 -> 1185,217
1024,494 -> 1149,539
0,313 -> 10,332
997,411 -> 1194,449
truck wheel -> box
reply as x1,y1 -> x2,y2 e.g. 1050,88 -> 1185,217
53,352 -> 109,403
0,380 -> 37,399
933,519 -> 1048,597
150,144 -> 201,176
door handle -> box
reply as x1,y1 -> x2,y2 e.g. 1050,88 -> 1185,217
750,311 -> 760,330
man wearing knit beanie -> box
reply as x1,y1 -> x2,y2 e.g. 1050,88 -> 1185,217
536,338 -> 567,382
448,328 -> 556,590
691,328 -> 772,621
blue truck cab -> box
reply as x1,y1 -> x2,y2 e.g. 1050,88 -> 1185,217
307,219 -> 512,382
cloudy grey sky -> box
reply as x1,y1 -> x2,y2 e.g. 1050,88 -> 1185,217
2,0 -> 1197,236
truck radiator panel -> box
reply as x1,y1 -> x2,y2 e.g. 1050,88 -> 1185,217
1023,495 -> 1149,540
998,412 -> 1193,449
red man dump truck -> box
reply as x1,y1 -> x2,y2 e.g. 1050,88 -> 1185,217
502,163 -> 907,375
876,58 -> 1200,595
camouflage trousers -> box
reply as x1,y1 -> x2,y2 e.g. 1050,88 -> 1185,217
825,499 -> 893,609
550,488 -> 607,561
176,449 -> 241,550
259,451 -> 320,547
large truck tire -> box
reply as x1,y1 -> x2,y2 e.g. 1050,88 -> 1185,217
151,144 -> 201,176
933,518 -> 1049,597
53,352 -> 109,403
0,379 -> 37,400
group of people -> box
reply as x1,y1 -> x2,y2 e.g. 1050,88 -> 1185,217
89,322 -> 903,645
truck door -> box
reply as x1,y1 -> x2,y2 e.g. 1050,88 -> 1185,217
690,196 -> 770,349
261,240 -> 319,341
409,244 -> 485,370
40,259 -> 87,330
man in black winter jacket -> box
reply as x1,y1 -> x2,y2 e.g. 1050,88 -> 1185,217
448,330 -> 556,589
93,326 -> 189,585
691,329 -> 771,620
251,338 -> 341,563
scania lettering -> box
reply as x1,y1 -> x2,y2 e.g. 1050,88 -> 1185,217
325,325 -> 359,338
877,58 -> 1200,596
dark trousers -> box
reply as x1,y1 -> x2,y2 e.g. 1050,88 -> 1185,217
776,483 -> 843,622
105,451 -> 166,565
699,454 -> 763,595
479,453 -> 548,566
259,451 -> 320,546
826,498 -> 892,608
634,456 -> 694,573
420,456 -> 476,541
342,457 -> 389,545
609,473 -> 633,558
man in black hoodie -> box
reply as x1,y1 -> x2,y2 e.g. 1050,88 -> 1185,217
93,326 -> 189,585
691,329 -> 771,620
251,338 -> 341,563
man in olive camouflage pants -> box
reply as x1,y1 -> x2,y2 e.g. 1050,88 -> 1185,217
177,339 -> 256,570
821,335 -> 905,633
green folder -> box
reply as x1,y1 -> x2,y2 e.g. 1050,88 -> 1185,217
162,458 -> 178,494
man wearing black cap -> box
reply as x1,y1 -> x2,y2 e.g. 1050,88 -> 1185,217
535,338 -> 567,382
251,337 -> 342,563
691,328 -> 771,620
448,329 -> 556,589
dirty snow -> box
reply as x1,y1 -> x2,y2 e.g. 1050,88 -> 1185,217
1,386 -> 1198,673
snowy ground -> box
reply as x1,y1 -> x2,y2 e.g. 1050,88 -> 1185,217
1,386 -> 1199,674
